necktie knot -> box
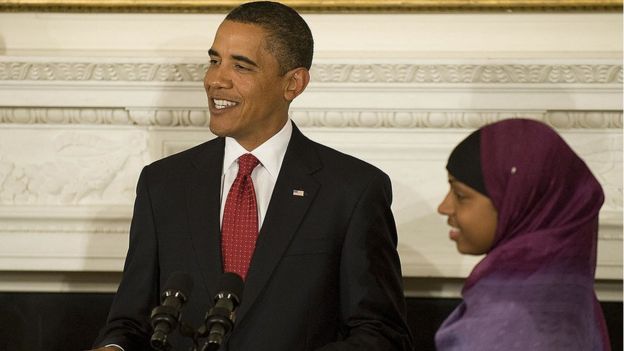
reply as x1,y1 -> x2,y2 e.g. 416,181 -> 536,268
237,153 -> 260,177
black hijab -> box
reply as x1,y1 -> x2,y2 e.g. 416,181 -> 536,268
446,129 -> 488,196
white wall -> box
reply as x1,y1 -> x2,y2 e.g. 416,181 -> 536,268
0,11 -> 621,299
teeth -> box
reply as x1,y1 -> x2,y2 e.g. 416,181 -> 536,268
213,99 -> 237,109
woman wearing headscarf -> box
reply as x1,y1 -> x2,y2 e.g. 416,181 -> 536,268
436,118 -> 610,350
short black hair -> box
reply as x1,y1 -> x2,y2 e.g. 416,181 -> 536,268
226,1 -> 314,75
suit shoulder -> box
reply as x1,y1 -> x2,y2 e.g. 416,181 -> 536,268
151,138 -> 218,167
310,140 -> 388,180
143,137 -> 221,178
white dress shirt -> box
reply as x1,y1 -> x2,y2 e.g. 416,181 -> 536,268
104,120 -> 292,351
220,120 -> 292,229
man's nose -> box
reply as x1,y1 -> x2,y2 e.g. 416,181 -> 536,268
204,66 -> 232,89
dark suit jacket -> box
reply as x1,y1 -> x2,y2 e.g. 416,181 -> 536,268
94,124 -> 413,350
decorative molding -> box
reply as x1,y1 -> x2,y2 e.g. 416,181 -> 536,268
0,272 -> 621,300
0,130 -> 148,205
0,127 -> 619,280
597,219 -> 624,240
0,221 -> 129,235
0,107 -> 136,125
310,64 -> 624,84
0,11 -> 620,290
0,62 -> 207,82
1,62 -> 622,84
1,216 -> 619,240
0,107 -> 621,129
0,0 -> 621,13
291,110 -> 624,129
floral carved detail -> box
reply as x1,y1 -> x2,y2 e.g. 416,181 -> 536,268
0,62 -> 621,84
310,64 -> 623,84
0,62 -> 208,82
0,132 -> 148,205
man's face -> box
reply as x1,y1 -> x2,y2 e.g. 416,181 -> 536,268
204,21 -> 290,150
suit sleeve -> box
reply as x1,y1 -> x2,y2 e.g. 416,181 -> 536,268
316,172 -> 414,351
93,166 -> 160,350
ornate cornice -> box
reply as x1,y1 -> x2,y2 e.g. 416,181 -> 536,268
310,64 -> 624,84
0,62 -> 207,82
1,62 -> 621,84
0,0 -> 621,13
292,110 -> 624,129
0,107 -> 621,129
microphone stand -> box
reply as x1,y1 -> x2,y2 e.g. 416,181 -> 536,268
178,321 -> 203,351
152,306 -> 236,351
150,272 -> 242,351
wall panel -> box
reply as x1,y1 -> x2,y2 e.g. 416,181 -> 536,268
0,11 -> 621,298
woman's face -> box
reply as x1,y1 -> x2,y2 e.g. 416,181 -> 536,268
438,174 -> 498,255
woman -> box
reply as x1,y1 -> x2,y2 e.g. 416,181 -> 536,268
436,119 -> 610,350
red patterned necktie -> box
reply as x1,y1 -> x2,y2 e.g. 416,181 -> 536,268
221,153 -> 260,280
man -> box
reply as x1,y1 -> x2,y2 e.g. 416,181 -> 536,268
92,2 -> 413,350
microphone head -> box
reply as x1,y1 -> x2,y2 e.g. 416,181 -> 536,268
217,272 -> 244,304
163,271 -> 194,301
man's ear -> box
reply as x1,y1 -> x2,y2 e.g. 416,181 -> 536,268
284,68 -> 310,102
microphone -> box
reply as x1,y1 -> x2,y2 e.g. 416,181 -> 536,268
200,272 -> 244,351
150,272 -> 194,350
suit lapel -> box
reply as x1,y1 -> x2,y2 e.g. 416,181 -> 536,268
235,125 -> 322,324
187,138 -> 225,297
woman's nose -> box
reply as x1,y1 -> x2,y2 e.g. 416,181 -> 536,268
437,191 -> 453,215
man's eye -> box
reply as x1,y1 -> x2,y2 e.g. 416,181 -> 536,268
209,59 -> 219,65
235,64 -> 250,71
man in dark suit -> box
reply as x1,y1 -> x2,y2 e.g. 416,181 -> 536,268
92,2 -> 413,350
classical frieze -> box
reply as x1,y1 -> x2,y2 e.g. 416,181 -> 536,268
0,61 -> 621,281
0,62 -> 207,82
1,62 -> 621,84
0,129 -> 149,205
0,107 -> 621,129
0,125 -> 619,279
310,64 -> 623,84
290,110 -> 623,129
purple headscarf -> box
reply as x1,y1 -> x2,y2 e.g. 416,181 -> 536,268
435,119 -> 610,351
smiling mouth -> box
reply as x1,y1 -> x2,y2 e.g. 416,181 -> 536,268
449,227 -> 460,240
212,98 -> 238,110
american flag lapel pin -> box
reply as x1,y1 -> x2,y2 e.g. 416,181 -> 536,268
292,189 -> 305,197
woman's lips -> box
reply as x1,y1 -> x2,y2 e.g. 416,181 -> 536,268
449,227 -> 460,240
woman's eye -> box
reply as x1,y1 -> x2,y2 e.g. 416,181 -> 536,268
453,191 -> 466,201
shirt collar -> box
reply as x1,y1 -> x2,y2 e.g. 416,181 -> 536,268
223,120 -> 292,179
